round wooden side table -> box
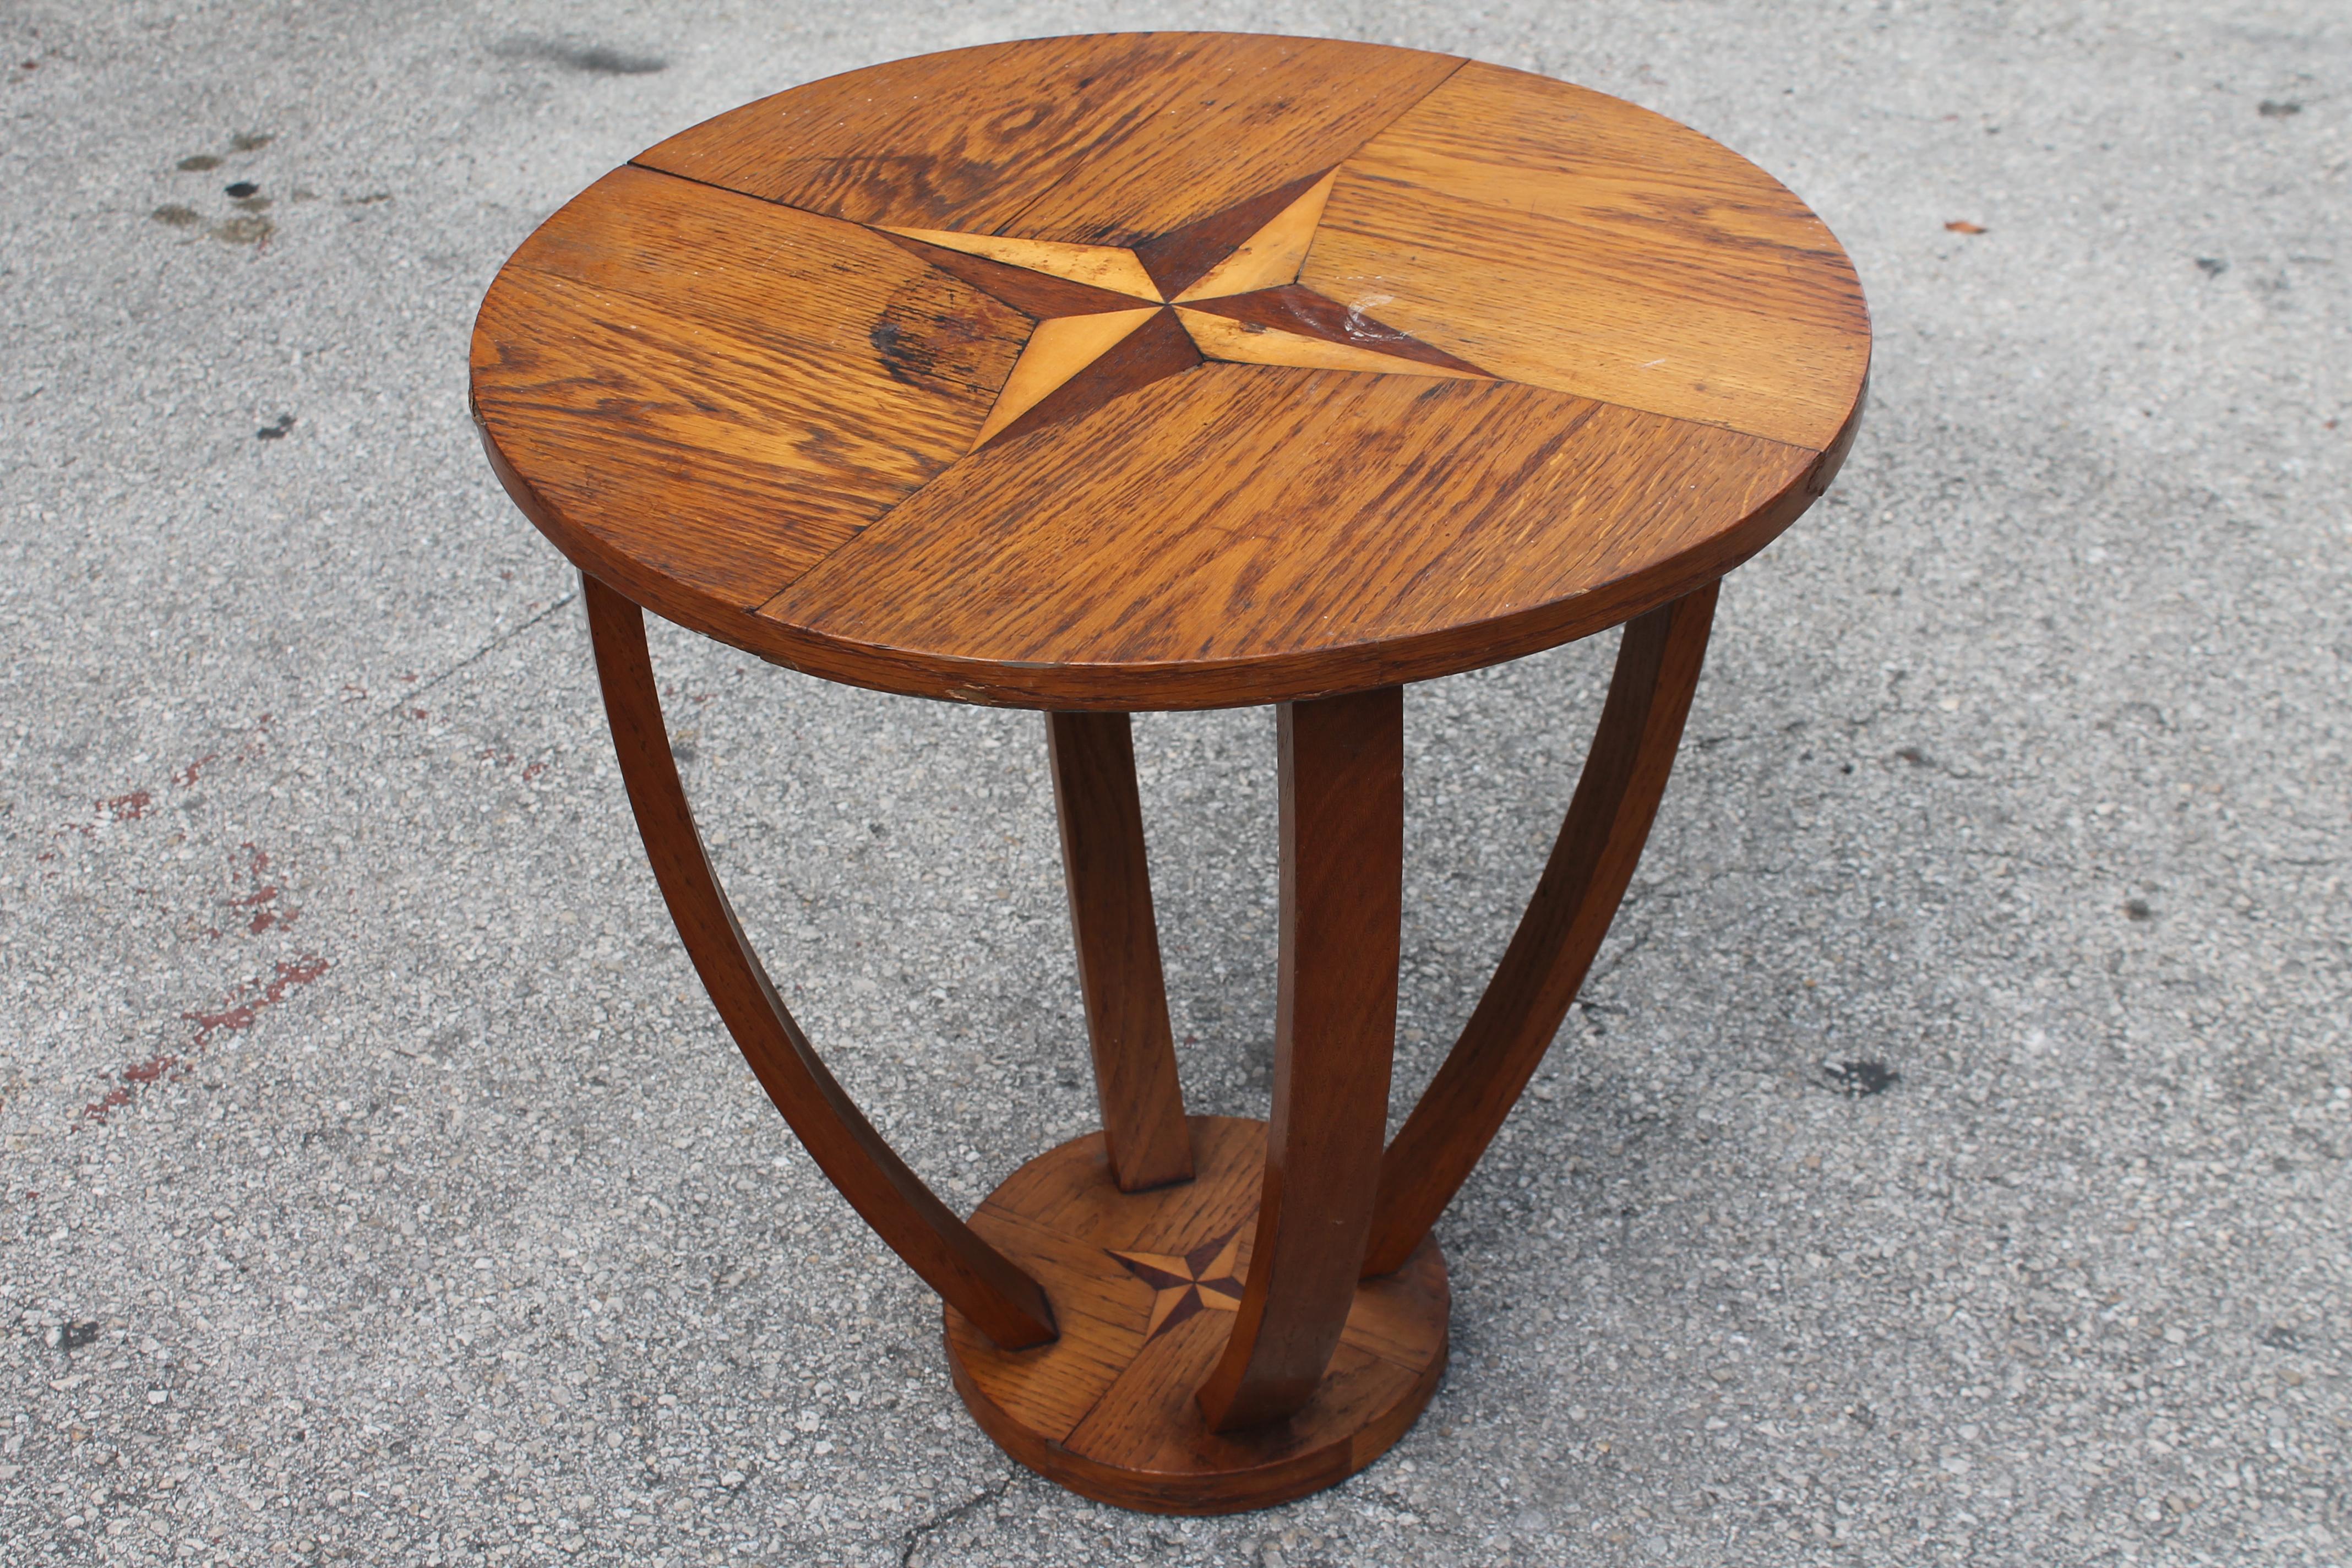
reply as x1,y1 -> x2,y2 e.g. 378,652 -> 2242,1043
471,32 -> 1868,1515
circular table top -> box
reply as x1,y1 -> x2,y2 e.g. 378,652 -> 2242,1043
471,32 -> 1869,710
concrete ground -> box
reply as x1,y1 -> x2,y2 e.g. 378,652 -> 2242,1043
2,1 -> 2345,1564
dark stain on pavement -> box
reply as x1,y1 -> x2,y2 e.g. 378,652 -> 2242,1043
49,1321 -> 101,1353
494,35 -> 667,75
1823,1060 -> 1898,1096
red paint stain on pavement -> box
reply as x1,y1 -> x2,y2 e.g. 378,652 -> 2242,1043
82,954 -> 331,1124
222,842 -> 298,935
186,954 -> 330,1049
104,790 -> 154,821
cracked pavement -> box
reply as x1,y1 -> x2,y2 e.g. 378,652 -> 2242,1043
2,2 -> 2346,1565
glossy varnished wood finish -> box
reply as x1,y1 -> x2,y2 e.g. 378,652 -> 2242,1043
757,367 -> 1826,708
945,1118 -> 1447,1513
636,34 -> 1461,246
982,308 -> 1203,450
476,35 -> 1868,709
1046,713 -> 1194,1193
580,575 -> 1056,1350
472,166 -> 1024,615
1364,584 -> 1719,1276
1303,62 -> 1870,449
1196,689 -> 1403,1431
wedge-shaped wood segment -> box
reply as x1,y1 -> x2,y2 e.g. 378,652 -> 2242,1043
973,309 -> 1164,449
1141,167 -> 1335,300
757,366 -> 1825,708
947,1118 -> 1447,1514
976,309 -> 1202,451
471,167 -> 1024,616
1175,309 -> 1472,377
1179,285 -> 1485,374
1364,583 -> 1718,1277
881,228 -> 1164,301
1047,712 -> 1194,1193
876,232 -> 1156,319
636,34 -> 1460,244
1302,61 -> 1870,449
581,576 -> 1057,1352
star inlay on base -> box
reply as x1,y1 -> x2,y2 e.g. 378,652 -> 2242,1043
945,1116 -> 1449,1515
877,170 -> 1488,449
1109,1227 -> 1247,1342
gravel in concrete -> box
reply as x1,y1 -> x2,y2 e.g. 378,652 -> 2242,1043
2,3 -> 2346,1565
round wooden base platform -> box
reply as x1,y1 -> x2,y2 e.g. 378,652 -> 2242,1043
943,1116 -> 1449,1514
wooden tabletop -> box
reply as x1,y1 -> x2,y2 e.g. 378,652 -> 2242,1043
472,33 -> 1869,710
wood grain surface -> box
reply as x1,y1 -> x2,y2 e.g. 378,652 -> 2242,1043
945,1117 -> 1447,1513
755,366 -> 1820,705
471,167 -> 1023,614
475,34 -> 1870,709
1300,61 -> 1870,448
637,34 -> 1460,246
1047,712 -> 1194,1194
1195,689 -> 1403,1431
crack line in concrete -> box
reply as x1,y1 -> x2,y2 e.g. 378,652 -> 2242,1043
387,588 -> 579,714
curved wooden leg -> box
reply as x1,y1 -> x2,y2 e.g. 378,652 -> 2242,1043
581,573 -> 1057,1351
1362,584 -> 1718,1277
1047,712 -> 1194,1193
1195,687 -> 1402,1432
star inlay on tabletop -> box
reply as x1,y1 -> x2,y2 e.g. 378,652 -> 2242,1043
875,168 -> 1488,449
1107,1228 -> 1249,1342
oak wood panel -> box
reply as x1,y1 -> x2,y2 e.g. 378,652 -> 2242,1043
946,1118 -> 1448,1513
1302,61 -> 1870,449
1364,584 -> 1718,1276
1195,688 -> 1402,1431
755,364 -> 1827,707
581,575 -> 1057,1351
1047,712 -> 1194,1192
636,34 -> 1461,246
471,167 -> 1023,612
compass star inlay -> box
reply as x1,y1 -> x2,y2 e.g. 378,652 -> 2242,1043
1107,1227 -> 1249,1343
875,169 -> 1489,450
